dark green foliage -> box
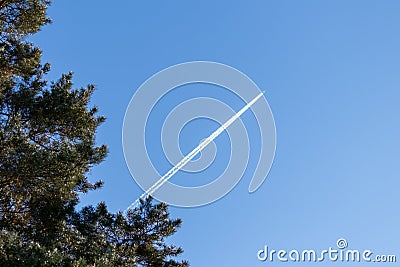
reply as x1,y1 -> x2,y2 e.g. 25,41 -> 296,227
123,199 -> 188,267
0,1 -> 188,266
0,198 -> 188,266
66,198 -> 188,267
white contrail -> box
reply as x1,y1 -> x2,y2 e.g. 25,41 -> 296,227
127,91 -> 265,210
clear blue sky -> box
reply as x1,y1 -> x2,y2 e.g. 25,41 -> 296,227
32,1 -> 399,266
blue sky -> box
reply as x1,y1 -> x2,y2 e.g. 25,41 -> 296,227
31,1 -> 400,266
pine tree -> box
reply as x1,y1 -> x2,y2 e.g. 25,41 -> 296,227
0,1 -> 188,266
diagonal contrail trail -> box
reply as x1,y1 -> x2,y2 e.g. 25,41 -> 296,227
127,91 -> 265,210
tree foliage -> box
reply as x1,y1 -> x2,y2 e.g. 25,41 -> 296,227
0,1 -> 188,266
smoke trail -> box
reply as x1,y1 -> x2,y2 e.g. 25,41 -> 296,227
126,92 -> 264,210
